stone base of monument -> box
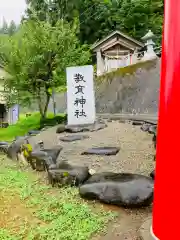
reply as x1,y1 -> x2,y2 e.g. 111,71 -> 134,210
65,119 -> 107,133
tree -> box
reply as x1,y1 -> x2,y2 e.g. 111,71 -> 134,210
25,0 -> 48,21
8,20 -> 17,36
25,0 -> 79,24
25,0 -> 163,45
116,0 -> 163,45
0,19 -> 18,36
0,18 -> 8,34
0,19 -> 90,118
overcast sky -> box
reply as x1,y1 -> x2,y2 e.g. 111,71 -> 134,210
0,0 -> 27,26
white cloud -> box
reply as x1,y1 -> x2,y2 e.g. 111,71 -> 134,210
0,0 -> 27,25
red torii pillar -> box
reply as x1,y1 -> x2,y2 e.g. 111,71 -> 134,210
152,0 -> 180,239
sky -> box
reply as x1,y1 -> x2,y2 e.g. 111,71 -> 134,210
0,0 -> 27,26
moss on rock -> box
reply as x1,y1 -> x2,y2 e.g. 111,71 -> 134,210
96,59 -> 158,84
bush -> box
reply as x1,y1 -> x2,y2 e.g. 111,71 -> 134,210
0,112 -> 67,141
40,114 -> 67,129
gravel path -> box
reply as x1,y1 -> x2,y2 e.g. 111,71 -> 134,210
30,121 -> 155,239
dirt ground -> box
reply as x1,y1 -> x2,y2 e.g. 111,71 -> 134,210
29,120 -> 155,240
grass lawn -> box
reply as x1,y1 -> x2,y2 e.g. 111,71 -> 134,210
0,157 -> 115,240
0,112 -> 66,142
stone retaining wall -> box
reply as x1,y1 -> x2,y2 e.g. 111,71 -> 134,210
95,58 -> 160,114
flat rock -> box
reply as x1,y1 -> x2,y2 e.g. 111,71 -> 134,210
90,122 -> 107,132
7,136 -> 29,160
56,124 -> 66,134
48,163 -> 58,170
81,147 -> 120,156
60,135 -> 89,142
79,173 -> 154,208
30,150 -> 48,158
0,145 -> 9,154
148,125 -> 157,134
28,130 -> 41,136
119,120 -> 126,123
0,141 -> 9,146
141,124 -> 151,132
84,172 -> 124,184
15,136 -> 29,140
28,149 -> 55,171
132,121 -> 143,126
48,161 -> 90,187
28,150 -> 47,170
107,119 -> 113,122
41,146 -> 63,162
28,146 -> 63,171
150,170 -> 155,180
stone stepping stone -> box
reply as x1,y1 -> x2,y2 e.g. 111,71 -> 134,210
28,130 -> 41,136
0,141 -> 9,145
81,147 -> 120,156
48,161 -> 90,187
0,145 -> 9,154
132,121 -> 143,126
150,170 -> 155,180
79,172 -> 154,208
140,124 -> 151,132
41,146 -> 63,163
90,122 -> 107,132
15,136 -> 29,140
28,152 -> 53,171
60,135 -> 89,142
30,150 -> 48,158
148,125 -> 157,134
7,136 -> 29,160
56,124 -> 66,134
29,146 -> 63,171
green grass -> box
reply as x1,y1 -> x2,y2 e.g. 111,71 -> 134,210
0,112 -> 66,142
0,157 -> 115,240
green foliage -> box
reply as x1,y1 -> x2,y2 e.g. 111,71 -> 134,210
0,229 -> 18,240
26,0 -> 163,45
25,0 -> 79,25
0,112 -> 66,141
7,20 -> 17,36
0,113 -> 40,141
116,0 -> 163,45
0,157 -> 115,239
40,113 -> 67,128
0,19 -> 90,118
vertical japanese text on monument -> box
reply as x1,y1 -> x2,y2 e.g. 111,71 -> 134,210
66,65 -> 95,126
73,73 -> 87,118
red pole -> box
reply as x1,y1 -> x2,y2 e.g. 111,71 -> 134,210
152,0 -> 180,238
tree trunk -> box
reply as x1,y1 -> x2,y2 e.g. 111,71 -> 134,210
37,88 -> 44,118
37,97 -> 44,118
42,93 -> 51,119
